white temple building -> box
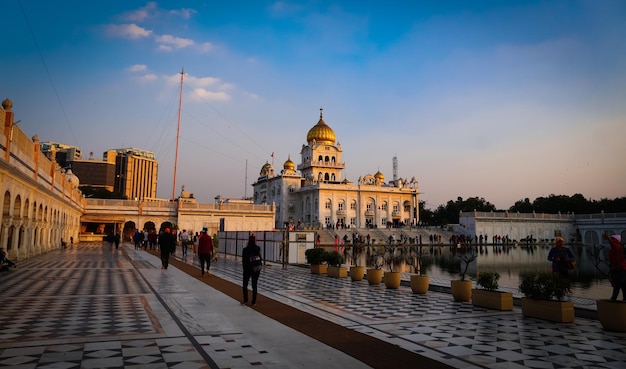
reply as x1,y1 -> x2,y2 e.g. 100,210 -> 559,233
253,109 -> 420,230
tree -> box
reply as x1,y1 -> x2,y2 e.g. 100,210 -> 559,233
418,200 -> 434,226
510,198 -> 533,213
431,196 -> 497,225
79,186 -> 126,199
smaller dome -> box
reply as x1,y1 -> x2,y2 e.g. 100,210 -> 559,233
2,98 -> 13,110
283,156 -> 295,170
374,171 -> 385,181
260,162 -> 272,176
66,169 -> 80,188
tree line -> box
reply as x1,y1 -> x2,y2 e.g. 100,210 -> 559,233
419,194 -> 626,226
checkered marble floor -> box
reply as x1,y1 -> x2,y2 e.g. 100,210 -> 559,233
2,244 -> 625,369
198,253 -> 626,369
0,245 -> 211,369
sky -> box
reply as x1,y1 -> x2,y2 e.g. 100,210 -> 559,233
2,0 -> 625,210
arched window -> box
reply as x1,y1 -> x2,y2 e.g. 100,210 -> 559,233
324,173 -> 330,181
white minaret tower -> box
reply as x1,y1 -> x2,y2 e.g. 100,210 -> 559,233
393,155 -> 398,182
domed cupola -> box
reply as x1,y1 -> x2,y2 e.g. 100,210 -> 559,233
374,170 -> 385,182
306,108 -> 336,145
283,155 -> 295,171
259,161 -> 274,178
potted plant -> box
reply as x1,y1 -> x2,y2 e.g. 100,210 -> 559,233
382,244 -> 403,289
519,272 -> 574,323
366,246 -> 384,285
407,244 -> 429,294
349,245 -> 365,281
471,272 -> 513,310
591,239 -> 626,332
326,250 -> 347,278
305,247 -> 328,275
450,248 -> 476,302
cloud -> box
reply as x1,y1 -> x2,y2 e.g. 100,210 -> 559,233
121,2 -> 158,22
197,42 -> 213,53
128,64 -> 147,72
170,8 -> 197,19
155,34 -> 194,50
191,88 -> 231,101
137,73 -> 158,82
104,24 -> 152,39
186,75 -> 220,87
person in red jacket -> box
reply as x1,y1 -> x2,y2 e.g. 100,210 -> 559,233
605,233 -> 626,301
197,227 -> 214,276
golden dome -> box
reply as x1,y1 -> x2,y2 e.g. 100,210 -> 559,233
283,156 -> 295,170
374,171 -> 385,181
260,162 -> 272,176
306,108 -> 336,144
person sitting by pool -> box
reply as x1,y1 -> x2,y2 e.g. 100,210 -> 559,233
0,249 -> 16,271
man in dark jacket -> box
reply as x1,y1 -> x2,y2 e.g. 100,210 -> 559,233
159,228 -> 175,270
241,234 -> 262,306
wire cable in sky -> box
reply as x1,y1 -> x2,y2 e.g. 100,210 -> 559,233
186,84 -> 271,158
17,0 -> 78,145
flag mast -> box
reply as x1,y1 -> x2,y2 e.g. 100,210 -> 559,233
172,67 -> 184,202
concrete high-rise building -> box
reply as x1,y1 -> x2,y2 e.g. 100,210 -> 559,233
253,109 -> 420,229
40,142 -> 82,168
69,155 -> 116,192
106,148 -> 158,200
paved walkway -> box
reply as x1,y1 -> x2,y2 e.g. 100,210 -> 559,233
0,242 -> 624,369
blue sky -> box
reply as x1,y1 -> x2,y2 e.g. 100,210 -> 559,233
2,0 -> 625,209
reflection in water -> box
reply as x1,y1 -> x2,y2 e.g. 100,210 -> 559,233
355,244 -> 613,300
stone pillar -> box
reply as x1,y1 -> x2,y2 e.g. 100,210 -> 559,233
23,220 -> 33,258
11,218 -> 23,259
0,218 -> 11,253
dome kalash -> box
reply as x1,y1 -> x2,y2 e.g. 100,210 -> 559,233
283,156 -> 295,171
306,108 -> 336,145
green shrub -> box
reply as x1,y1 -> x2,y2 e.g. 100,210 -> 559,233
305,247 -> 327,265
519,272 -> 569,301
476,272 -> 500,291
325,251 -> 344,267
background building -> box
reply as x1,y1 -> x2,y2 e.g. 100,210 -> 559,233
40,142 -> 82,168
106,148 -> 158,200
253,109 -> 420,230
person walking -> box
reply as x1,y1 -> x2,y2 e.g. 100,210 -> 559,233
605,233 -> 626,301
114,231 -> 121,250
180,229 -> 190,257
159,228 -> 175,270
197,227 -> 214,276
548,237 -> 575,291
241,234 -> 262,306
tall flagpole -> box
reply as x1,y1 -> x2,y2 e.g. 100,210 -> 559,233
172,67 -> 184,202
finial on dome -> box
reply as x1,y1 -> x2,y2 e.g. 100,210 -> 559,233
320,107 -> 323,119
